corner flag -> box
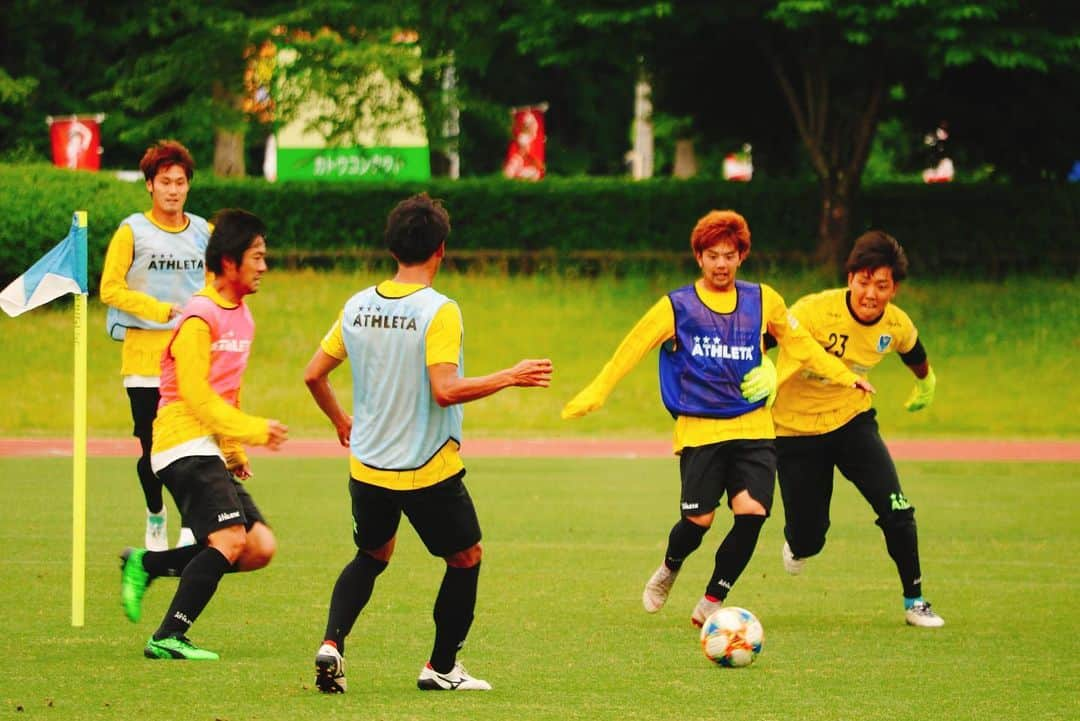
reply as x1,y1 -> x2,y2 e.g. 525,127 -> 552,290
0,212 -> 89,316
0,211 -> 89,628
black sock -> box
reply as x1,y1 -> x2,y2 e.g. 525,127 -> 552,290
429,563 -> 480,674
142,544 -> 204,578
153,546 -> 231,640
705,514 -> 766,600
136,436 -> 163,513
876,509 -> 922,599
665,517 -> 709,571
323,552 -> 388,656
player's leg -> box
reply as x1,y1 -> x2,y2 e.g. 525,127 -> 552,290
143,457 -> 250,659
643,443 -> 722,613
128,387 -> 168,550
776,432 -> 836,572
409,471 -> 491,691
693,440 -> 773,627
834,410 -> 943,627
315,477 -> 400,693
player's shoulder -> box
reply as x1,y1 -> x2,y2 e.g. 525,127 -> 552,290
881,301 -> 916,331
789,287 -> 845,317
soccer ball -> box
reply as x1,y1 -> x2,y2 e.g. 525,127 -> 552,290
699,606 -> 764,667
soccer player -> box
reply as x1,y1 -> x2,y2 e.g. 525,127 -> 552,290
303,192 -> 552,693
118,209 -> 289,660
101,140 -> 210,551
562,210 -> 874,627
770,230 -> 944,628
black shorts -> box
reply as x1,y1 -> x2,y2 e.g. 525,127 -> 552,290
775,409 -> 904,523
349,470 -> 481,557
679,439 -> 776,516
157,455 -> 266,542
127,387 -> 160,443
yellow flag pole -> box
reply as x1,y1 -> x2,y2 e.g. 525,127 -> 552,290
71,210 -> 88,627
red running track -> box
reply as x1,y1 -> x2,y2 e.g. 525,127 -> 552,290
0,437 -> 1077,462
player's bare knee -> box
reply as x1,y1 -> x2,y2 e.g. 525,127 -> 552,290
208,525 -> 247,564
687,512 -> 714,529
446,543 -> 482,568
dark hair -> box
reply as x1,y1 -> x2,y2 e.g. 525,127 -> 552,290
206,209 -> 267,274
140,139 -> 195,181
384,193 -> 450,265
845,230 -> 908,281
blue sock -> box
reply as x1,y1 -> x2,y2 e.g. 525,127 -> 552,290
904,595 -> 924,610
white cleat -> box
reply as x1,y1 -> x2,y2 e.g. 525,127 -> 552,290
782,541 -> 806,575
905,601 -> 945,628
314,643 -> 347,693
176,527 -> 197,548
691,596 -> 724,628
417,662 -> 492,691
145,510 -> 168,552
642,564 -> 679,613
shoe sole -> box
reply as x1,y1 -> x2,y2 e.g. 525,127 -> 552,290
143,643 -> 219,660
315,655 -> 346,693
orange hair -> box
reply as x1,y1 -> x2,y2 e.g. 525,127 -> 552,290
690,210 -> 751,256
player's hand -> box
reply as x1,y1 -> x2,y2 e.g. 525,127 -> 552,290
334,416 -> 352,447
740,355 -> 777,407
854,377 -> 876,394
904,367 -> 936,412
509,358 -> 553,388
265,420 -> 289,450
561,384 -> 605,419
232,462 -> 253,480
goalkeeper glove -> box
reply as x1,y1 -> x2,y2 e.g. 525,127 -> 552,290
561,383 -> 607,419
741,354 -> 778,408
904,367 -> 936,412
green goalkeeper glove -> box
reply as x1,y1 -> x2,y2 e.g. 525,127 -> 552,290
741,354 -> 778,408
904,367 -> 936,412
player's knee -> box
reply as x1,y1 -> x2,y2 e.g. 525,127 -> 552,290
876,506 -> 916,533
446,542 -> 482,568
790,524 -> 828,557
244,531 -> 277,570
357,550 -> 390,576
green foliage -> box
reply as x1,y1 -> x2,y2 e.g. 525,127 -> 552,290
1,164 -> 1077,289
0,455 -> 1077,720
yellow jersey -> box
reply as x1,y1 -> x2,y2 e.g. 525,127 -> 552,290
320,280 -> 464,490
575,280 -> 859,452
773,288 -> 918,436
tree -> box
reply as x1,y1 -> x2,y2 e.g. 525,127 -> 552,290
505,0 -> 1080,268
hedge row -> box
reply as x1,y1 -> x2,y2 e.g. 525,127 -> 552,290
1,163 -> 1076,290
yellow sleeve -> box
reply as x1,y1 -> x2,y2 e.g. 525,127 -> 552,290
426,301 -> 462,366
319,310 -> 347,360
172,318 -> 270,445
764,285 -> 858,388
99,221 -> 173,323
575,296 -> 674,403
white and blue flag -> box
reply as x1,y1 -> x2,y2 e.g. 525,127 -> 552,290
0,212 -> 88,317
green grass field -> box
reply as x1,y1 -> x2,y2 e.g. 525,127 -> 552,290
0,270 -> 1077,439
1,456 -> 1076,721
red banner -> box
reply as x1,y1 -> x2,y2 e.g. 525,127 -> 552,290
503,106 -> 546,180
47,115 -> 104,171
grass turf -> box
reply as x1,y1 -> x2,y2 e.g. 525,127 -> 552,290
0,270 -> 1076,438
1,456 -> 1076,720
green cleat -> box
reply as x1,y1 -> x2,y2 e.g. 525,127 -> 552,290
144,635 -> 220,660
119,547 -> 150,622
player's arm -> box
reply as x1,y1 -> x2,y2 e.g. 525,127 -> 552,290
561,296 -> 674,418
172,318 -> 285,447
302,313 -> 352,446
424,301 -> 552,406
899,337 -> 936,411
99,223 -> 180,321
764,287 -> 875,394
